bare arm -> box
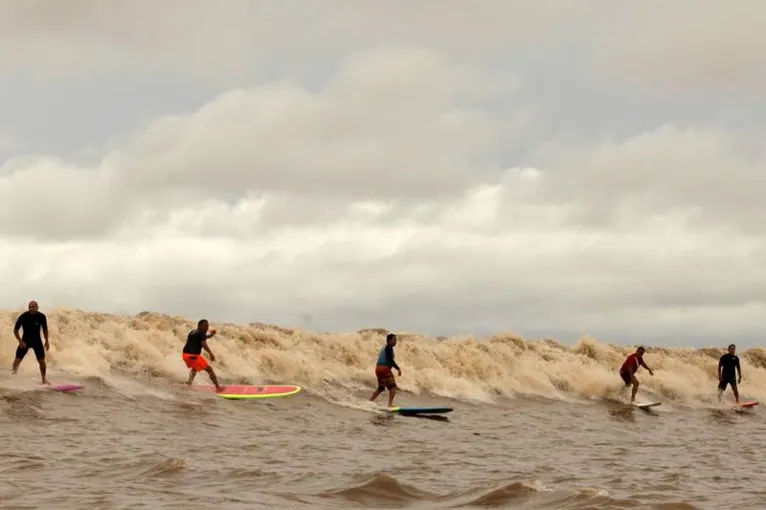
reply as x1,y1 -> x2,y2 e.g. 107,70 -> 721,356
202,340 -> 214,358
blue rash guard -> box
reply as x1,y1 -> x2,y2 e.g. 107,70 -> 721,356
376,345 -> 400,370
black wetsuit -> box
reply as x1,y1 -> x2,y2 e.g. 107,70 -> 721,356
14,311 -> 48,360
718,353 -> 740,390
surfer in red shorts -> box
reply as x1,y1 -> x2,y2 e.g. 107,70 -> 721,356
619,346 -> 654,403
182,319 -> 223,392
369,333 -> 401,407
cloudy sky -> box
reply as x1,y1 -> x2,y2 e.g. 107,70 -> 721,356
1,0 -> 765,346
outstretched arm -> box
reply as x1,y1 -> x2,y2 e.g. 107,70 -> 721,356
639,358 -> 653,374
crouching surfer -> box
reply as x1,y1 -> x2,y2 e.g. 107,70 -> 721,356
183,319 -> 223,392
619,346 -> 654,403
369,333 -> 401,407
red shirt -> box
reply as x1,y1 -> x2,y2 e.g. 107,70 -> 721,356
620,353 -> 648,374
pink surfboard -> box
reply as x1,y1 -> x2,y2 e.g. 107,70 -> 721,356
49,383 -> 84,392
176,384 -> 301,400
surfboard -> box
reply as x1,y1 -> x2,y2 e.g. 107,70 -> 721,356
388,406 -> 453,415
736,401 -> 758,409
633,401 -> 661,409
179,384 -> 301,400
48,383 -> 84,392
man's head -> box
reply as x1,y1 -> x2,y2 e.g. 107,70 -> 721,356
386,333 -> 397,346
636,346 -> 645,356
197,319 -> 209,333
28,300 -> 39,314
728,344 -> 736,354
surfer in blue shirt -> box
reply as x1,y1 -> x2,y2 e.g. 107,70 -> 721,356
369,333 -> 401,407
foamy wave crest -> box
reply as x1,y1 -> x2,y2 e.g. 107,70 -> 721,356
1,308 -> 764,407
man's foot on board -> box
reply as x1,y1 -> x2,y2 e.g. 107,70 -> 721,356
215,386 -> 224,392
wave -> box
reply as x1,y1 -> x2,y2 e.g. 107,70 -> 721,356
0,308 -> 763,408
318,472 -> 701,509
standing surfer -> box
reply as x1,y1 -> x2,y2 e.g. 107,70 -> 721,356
182,319 -> 223,392
370,333 -> 401,407
717,344 -> 742,403
619,346 -> 654,403
11,300 -> 50,385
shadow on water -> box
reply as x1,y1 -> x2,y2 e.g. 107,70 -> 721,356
398,413 -> 450,422
370,413 -> 450,426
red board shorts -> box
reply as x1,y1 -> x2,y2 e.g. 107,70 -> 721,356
183,353 -> 209,372
375,365 -> 396,391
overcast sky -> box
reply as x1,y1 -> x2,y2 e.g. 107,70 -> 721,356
1,0 -> 765,346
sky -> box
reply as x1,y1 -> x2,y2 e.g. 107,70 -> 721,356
0,0 -> 765,346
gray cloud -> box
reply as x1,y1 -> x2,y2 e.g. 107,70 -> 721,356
0,3 -> 764,347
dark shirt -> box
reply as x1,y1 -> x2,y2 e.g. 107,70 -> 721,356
183,329 -> 207,355
719,354 -> 740,379
14,311 -> 48,342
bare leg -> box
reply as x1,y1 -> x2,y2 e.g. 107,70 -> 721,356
11,358 -> 22,375
387,387 -> 396,407
205,367 -> 223,391
187,368 -> 197,385
369,388 -> 382,401
717,387 -> 723,401
631,382 -> 639,402
733,386 -> 740,403
38,359 -> 48,385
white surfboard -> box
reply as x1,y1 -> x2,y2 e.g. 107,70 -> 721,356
633,401 -> 661,409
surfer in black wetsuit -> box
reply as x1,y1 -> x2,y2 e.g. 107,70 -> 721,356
182,319 -> 223,392
718,343 -> 742,403
12,300 -> 50,385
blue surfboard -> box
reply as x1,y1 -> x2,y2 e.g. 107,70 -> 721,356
389,406 -> 453,415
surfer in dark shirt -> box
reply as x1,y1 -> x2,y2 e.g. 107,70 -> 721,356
718,344 -> 742,403
12,300 -> 50,385
369,333 -> 401,407
182,319 -> 223,392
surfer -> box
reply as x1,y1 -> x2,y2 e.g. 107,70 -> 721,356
11,300 -> 50,385
717,343 -> 742,403
369,333 -> 401,407
619,346 -> 654,403
182,319 -> 223,392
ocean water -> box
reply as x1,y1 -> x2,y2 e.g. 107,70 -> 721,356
1,309 -> 764,509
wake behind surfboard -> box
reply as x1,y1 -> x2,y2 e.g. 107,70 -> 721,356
177,384 -> 301,400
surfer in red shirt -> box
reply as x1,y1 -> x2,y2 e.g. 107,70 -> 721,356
619,346 -> 654,403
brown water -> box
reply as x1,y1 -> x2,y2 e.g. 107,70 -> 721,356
1,309 -> 765,509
